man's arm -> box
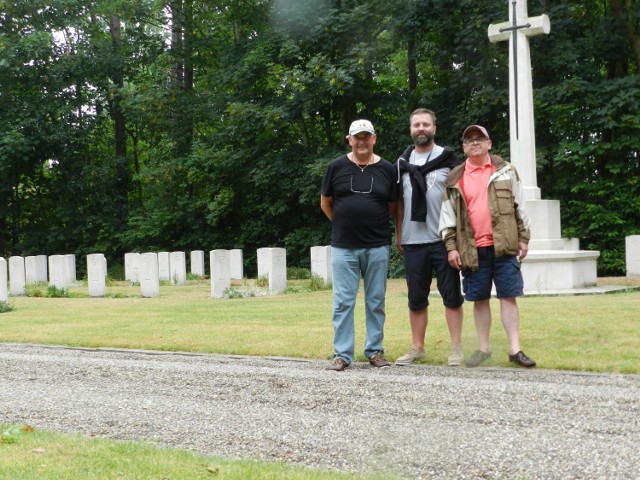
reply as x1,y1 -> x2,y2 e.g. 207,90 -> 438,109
320,195 -> 333,220
388,201 -> 397,216
439,187 -> 461,269
395,197 -> 404,253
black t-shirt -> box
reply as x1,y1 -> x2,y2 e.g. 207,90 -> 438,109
321,155 -> 397,248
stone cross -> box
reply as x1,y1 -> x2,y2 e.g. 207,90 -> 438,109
488,0 -> 550,200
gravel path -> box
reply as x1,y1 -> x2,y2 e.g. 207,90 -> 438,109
1,342 -> 639,479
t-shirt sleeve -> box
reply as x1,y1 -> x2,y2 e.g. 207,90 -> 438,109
321,162 -> 334,197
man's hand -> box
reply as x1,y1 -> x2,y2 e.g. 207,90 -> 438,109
518,242 -> 528,261
448,250 -> 462,270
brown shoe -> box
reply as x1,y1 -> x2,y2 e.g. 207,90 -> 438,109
327,357 -> 349,371
368,352 -> 390,368
509,350 -> 536,368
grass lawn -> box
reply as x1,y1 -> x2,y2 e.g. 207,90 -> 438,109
1,276 -> 638,373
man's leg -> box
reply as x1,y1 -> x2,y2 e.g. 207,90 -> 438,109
473,299 -> 492,354
330,247 -> 361,365
445,306 -> 463,351
409,308 -> 428,351
433,242 -> 464,353
499,297 -> 521,355
361,245 -> 389,359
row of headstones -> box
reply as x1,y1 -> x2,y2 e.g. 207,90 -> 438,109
103,248 -> 289,298
124,250 -> 244,285
1,254 -> 77,298
0,245 -> 336,302
0,248 -> 296,301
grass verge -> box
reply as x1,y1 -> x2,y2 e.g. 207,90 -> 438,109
0,424 -> 389,480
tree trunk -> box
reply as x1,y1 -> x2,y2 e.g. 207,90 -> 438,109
408,36 -> 417,92
108,13 -> 128,201
609,0 -> 640,74
170,0 -> 184,85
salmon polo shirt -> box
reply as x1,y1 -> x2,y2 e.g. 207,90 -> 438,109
459,156 -> 496,247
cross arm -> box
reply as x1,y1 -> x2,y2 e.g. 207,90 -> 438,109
488,14 -> 550,43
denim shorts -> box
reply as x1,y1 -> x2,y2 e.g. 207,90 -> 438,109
403,242 -> 464,310
461,246 -> 523,301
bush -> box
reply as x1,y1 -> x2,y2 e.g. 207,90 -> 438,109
0,301 -> 14,313
309,274 -> 331,291
287,267 -> 311,280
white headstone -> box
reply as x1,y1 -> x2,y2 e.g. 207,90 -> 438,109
158,252 -> 171,281
258,247 -> 287,294
256,247 -> 271,279
35,255 -> 48,282
9,256 -> 26,296
190,250 -> 205,277
124,253 -> 141,283
310,245 -> 332,284
0,258 -> 7,302
48,255 -> 67,289
140,253 -> 160,297
25,256 -> 37,284
210,249 -> 230,298
64,254 -> 77,284
87,253 -> 106,297
230,249 -> 244,279
626,235 -> 640,277
170,251 -> 187,285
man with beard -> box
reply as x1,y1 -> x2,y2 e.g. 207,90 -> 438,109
394,109 -> 465,366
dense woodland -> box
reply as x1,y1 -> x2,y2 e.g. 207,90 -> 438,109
1,0 -> 639,277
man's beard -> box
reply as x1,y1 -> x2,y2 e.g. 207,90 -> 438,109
412,132 -> 434,146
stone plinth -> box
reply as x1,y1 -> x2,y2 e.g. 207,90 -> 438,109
522,198 -> 600,293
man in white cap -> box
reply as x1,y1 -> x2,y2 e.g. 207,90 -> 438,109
439,125 -> 536,368
320,119 -> 397,371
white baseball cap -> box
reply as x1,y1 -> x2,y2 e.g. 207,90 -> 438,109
349,119 -> 376,136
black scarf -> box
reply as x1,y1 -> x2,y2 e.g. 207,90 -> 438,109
394,145 -> 460,222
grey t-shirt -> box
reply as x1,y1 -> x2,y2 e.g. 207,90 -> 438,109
400,144 -> 449,244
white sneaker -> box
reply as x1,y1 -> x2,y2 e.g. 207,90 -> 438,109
448,347 -> 464,367
395,347 -> 426,366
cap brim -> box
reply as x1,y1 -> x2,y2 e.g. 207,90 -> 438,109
461,125 -> 489,140
350,129 -> 375,135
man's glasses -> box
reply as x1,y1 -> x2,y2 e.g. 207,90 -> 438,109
350,175 -> 373,194
463,137 -> 488,145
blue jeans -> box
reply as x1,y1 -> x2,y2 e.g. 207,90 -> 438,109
331,246 -> 389,365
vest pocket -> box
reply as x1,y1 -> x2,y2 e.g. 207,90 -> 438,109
495,186 -> 514,214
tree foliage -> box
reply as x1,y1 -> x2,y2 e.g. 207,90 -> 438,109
0,0 -> 638,275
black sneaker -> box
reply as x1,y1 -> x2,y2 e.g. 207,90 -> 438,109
509,350 -> 536,368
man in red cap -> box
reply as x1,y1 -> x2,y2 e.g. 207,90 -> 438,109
439,125 -> 536,368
